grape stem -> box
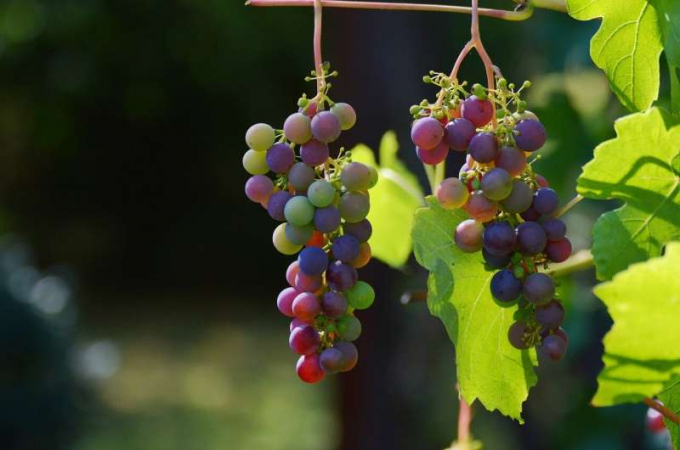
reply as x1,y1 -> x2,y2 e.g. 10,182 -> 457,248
643,397 -> 680,426
541,249 -> 594,277
553,194 -> 583,218
313,0 -> 325,96
457,384 -> 473,445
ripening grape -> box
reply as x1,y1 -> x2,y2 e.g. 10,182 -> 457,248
444,118 -> 476,151
246,123 -> 275,152
462,95 -> 494,127
295,272 -> 323,293
306,230 -> 325,248
326,261 -> 358,291
283,113 -> 312,144
522,273 -> 555,305
339,192 -> 370,223
290,317 -> 312,332
500,180 -> 533,213
542,218 -> 566,242
466,191 -> 499,222
277,287 -> 299,317
334,341 -> 358,372
454,219 -> 484,252
307,179 -> 336,207
298,246 -> 328,276
301,101 -> 318,118
534,300 -> 564,330
416,140 -> 449,165
546,238 -> 572,263
490,269 -> 522,303
646,404 -> 668,433
436,177 -> 469,209
289,325 -> 320,355
300,139 -> 330,166
313,206 -> 341,233
321,291 -> 347,317
516,221 -> 547,256
367,166 -> 379,189
494,146 -> 527,177
346,281 -> 375,310
538,334 -> 567,361
266,143 -> 295,174
481,168 -> 513,201
289,162 -> 316,191
292,293 -> 322,320
273,223 -> 303,255
469,132 -> 499,163
284,196 -> 316,226
343,219 -> 372,243
351,242 -> 372,268
482,248 -> 511,269
521,206 -> 541,222
246,176 -> 274,206
296,353 -> 325,383
341,162 -> 372,191
533,187 -> 559,215
311,111 -> 342,143
331,102 -> 357,130
514,119 -> 546,152
535,174 -> 549,188
508,321 -> 531,350
319,347 -> 344,374
285,223 -> 314,246
411,117 -> 444,150
286,260 -> 300,287
483,221 -> 517,256
332,235 -> 360,263
243,149 -> 270,175
336,315 -> 362,341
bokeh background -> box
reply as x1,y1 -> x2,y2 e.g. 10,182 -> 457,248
0,0 -> 673,449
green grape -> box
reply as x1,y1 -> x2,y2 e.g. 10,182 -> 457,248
307,180 -> 336,207
336,315 -> 362,341
285,223 -> 314,245
367,166 -> 379,189
284,196 -> 316,226
339,192 -> 370,223
245,123 -> 275,152
346,281 -> 375,309
242,149 -> 269,175
273,223 -> 302,255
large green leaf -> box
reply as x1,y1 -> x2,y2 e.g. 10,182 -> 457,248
351,132 -> 424,268
654,0 -> 680,113
577,107 -> 680,280
567,0 -> 663,112
412,198 -> 538,422
659,376 -> 680,450
592,242 -> 680,406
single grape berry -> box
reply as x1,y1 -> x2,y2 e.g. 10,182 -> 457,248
339,192 -> 370,223
283,113 -> 313,145
469,132 -> 499,164
522,273 -> 555,305
542,218 -> 566,241
300,139 -> 330,166
494,146 -> 527,177
416,140 -> 449,165
288,162 -> 316,191
351,242 -> 372,268
245,175 -> 274,203
243,149 -> 269,175
646,404 -> 668,433
286,260 -> 300,287
483,221 -> 517,256
535,174 -> 549,188
411,117 -> 444,150
292,292 -> 321,320
500,180 -> 533,214
285,223 -> 314,246
481,168 -> 513,201
311,111 -> 342,143
289,325 -> 320,355
330,102 -> 357,130
341,162 -> 372,191
284,196 -> 315,226
516,221 -> 548,256
273,223 -> 302,255
290,317 -> 313,332
520,206 -> 541,222
455,219 -> 484,253
535,299 -> 565,330
367,166 -> 379,189
245,123 -> 275,152
346,281 -> 375,310
462,95 -> 494,127
490,269 -> 522,303
533,187 -> 559,215
436,177 -> 469,209
277,287 -> 299,317
514,119 -> 546,152
326,261 -> 358,291
313,206 -> 341,233
298,246 -> 328,276
444,118 -> 477,151
466,191 -> 499,223
546,238 -> 572,263
538,334 -> 567,361
343,219 -> 372,243
296,353 -> 325,383
482,248 -> 512,269
321,291 -> 348,318
332,234 -> 361,263
307,179 -> 336,208
336,315 -> 362,341
334,341 -> 359,372
267,191 -> 292,222
306,230 -> 325,248
508,321 -> 531,349
319,347 -> 345,374
266,143 -> 295,174
296,270 -> 322,295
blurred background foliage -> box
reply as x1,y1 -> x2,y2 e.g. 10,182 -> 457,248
0,0 -> 672,449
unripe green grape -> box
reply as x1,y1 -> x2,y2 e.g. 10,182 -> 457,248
346,281 -> 375,310
480,168 -> 513,201
273,223 -> 302,255
284,196 -> 315,226
341,162 -> 372,191
367,166 -> 379,189
285,223 -> 314,245
336,315 -> 362,341
307,180 -> 336,208
436,177 -> 468,209
339,192 -> 370,223
242,149 -> 269,175
245,123 -> 275,152
330,102 -> 357,131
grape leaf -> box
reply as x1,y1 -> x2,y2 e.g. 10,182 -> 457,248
592,242 -> 680,406
412,198 -> 538,422
577,107 -> 680,280
658,376 -> 680,450
351,132 -> 424,268
654,0 -> 680,113
567,0 -> 663,112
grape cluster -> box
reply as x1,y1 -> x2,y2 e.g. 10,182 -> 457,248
243,70 -> 377,383
410,76 -> 571,361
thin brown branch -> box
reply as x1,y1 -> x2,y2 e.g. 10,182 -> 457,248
644,397 -> 680,426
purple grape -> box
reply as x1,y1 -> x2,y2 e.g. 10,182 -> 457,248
245,175 -> 274,203
516,221 -> 547,256
482,248 -> 512,269
332,235 -> 360,263
522,273 -> 555,305
292,292 -> 321,319
286,260 -> 300,287
326,261 -> 358,291
490,269 -> 522,303
339,192 -> 370,223
411,117 -> 444,150
480,168 -> 513,201
494,146 -> 527,177
336,315 -> 361,341
533,188 -> 559,215
538,334 -> 567,361
296,353 -> 325,383
295,272 -> 322,293
466,191 -> 498,223
542,218 -> 566,242
288,162 -> 315,191
319,347 -> 344,374
469,132 -> 499,163
416,140 -> 449,165
290,317 -> 312,332
535,299 -> 564,330
483,221 -> 517,256
334,341 -> 358,371
514,119 -> 546,152
277,287 -> 299,317
266,143 -> 295,174
500,180 -> 533,214
341,162 -> 372,191
311,111 -> 341,143
546,238 -> 572,263
462,95 -> 494,127
444,118 -> 476,151
298,246 -> 329,276
321,291 -> 347,317
454,219 -> 484,252
313,206 -> 341,233
343,219 -> 372,243
267,191 -> 292,221
520,206 -> 541,222
300,139 -> 330,166
508,321 -> 531,349
283,112 -> 312,144
289,325 -> 320,355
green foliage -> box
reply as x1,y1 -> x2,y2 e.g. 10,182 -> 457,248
658,377 -> 680,450
412,198 -> 537,422
654,0 -> 680,113
577,107 -> 680,280
350,132 -> 424,268
567,0 -> 663,112
591,242 -> 680,406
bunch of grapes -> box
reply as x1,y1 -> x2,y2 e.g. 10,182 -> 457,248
409,75 -> 572,361
242,68 -> 377,383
